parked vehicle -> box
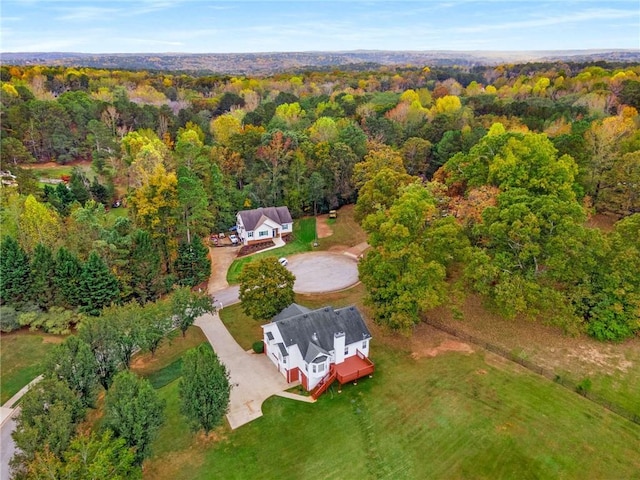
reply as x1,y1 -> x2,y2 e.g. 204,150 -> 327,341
329,210 -> 337,218
229,234 -> 239,245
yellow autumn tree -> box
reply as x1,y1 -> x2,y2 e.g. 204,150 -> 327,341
18,195 -> 61,253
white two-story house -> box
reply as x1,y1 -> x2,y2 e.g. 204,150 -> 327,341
262,304 -> 374,398
236,206 -> 293,246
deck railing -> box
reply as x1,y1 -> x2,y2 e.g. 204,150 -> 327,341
311,366 -> 337,399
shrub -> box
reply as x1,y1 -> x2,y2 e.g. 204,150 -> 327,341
0,306 -> 20,332
252,341 -> 264,354
19,307 -> 82,334
576,378 -> 592,396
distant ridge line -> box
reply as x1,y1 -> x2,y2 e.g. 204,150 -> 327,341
1,49 -> 638,75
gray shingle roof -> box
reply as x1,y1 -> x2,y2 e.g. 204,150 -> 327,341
238,206 -> 293,231
272,305 -> 371,362
273,303 -> 312,322
304,342 -> 329,363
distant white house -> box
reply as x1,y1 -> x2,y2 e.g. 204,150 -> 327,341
262,304 -> 374,399
236,206 -> 293,246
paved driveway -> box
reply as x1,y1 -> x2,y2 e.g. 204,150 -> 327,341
195,312 -> 293,429
286,252 -> 360,293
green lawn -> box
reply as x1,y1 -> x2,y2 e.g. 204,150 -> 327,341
226,217 -> 317,284
316,204 -> 368,250
219,305 -> 263,351
0,330 -> 63,404
145,342 -> 640,480
146,286 -> 640,480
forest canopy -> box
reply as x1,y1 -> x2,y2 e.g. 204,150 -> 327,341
1,61 -> 638,340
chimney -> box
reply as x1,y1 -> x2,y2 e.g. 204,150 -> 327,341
334,331 -> 346,364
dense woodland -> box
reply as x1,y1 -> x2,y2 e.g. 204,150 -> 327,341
1,61 -> 639,343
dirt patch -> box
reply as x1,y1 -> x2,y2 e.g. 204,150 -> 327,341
328,244 -> 350,252
585,213 -> 620,232
412,339 -> 474,359
41,335 -> 65,344
22,160 -> 91,169
425,292 -> 639,380
143,448 -> 206,480
565,345 -> 633,374
316,215 -> 333,239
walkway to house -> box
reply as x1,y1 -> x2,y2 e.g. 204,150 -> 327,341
195,312 -> 307,429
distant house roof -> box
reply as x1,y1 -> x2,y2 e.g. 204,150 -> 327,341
271,305 -> 371,362
238,206 -> 293,231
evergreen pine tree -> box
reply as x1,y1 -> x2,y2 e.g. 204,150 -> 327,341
173,236 -> 210,287
29,243 -> 57,310
79,251 -> 120,316
68,167 -> 91,205
54,247 -> 83,308
129,229 -> 163,303
0,236 -> 31,306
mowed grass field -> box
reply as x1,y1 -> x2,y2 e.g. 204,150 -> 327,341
145,286 -> 640,480
0,330 -> 63,404
145,339 -> 640,480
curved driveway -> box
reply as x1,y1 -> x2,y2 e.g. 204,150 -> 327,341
194,313 -> 293,429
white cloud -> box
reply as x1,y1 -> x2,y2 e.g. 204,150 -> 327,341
56,6 -> 119,21
453,7 -> 638,34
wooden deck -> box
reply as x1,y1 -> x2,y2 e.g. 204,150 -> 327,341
334,351 -> 375,384
311,352 -> 375,399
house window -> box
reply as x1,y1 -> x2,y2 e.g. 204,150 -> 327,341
318,363 -> 325,373
312,365 -> 316,374
248,232 -> 253,238
282,224 -> 288,230
259,231 -> 268,237
362,340 -> 368,349
305,364 -> 308,372
344,347 -> 349,355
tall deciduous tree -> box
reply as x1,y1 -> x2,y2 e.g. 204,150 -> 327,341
358,183 -> 450,330
180,344 -> 230,433
11,378 -> 84,474
78,315 -> 120,390
129,163 -> 179,272
45,335 -> 100,408
103,371 -> 164,464
171,286 -> 214,337
18,194 -> 61,253
238,257 -> 295,321
25,430 -> 141,480
136,300 -> 172,357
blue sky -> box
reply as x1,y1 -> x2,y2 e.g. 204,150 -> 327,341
1,1 -> 638,53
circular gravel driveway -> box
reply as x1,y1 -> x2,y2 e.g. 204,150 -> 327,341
286,252 -> 360,294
